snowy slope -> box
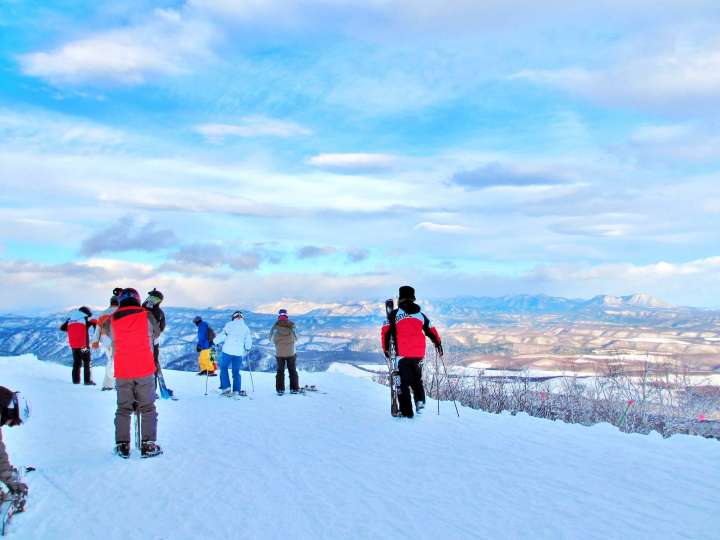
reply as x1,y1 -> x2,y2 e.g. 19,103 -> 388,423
2,355 -> 719,540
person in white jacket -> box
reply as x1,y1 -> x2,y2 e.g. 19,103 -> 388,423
214,311 -> 253,397
91,295 -> 119,391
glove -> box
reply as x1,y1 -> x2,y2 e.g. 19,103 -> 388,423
435,343 -> 444,357
91,342 -> 100,350
81,348 -> 90,354
196,345 -> 201,352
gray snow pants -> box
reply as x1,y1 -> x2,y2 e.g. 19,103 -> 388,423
115,375 -> 158,443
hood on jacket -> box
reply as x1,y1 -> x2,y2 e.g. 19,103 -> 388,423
398,299 -> 421,315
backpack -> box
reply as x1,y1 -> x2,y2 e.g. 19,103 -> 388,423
207,325 -> 216,345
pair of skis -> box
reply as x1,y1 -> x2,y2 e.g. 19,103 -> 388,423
384,299 -> 402,417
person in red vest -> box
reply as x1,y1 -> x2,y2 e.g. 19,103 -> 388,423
59,306 -> 96,385
101,288 -> 163,459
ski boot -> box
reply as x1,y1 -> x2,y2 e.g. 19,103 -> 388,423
218,388 -> 232,397
415,400 -> 425,413
115,442 -> 130,459
140,441 -> 163,458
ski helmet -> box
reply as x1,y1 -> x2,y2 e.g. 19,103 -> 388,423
193,316 -> 202,324
79,306 -> 92,317
118,288 -> 141,305
231,310 -> 243,320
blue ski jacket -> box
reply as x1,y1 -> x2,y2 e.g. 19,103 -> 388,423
196,321 -> 211,349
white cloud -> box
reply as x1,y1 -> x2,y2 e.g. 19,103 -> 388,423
19,9 -> 217,86
414,222 -> 470,234
0,108 -> 125,148
306,153 -> 397,173
512,38 -> 720,111
195,116 -> 311,142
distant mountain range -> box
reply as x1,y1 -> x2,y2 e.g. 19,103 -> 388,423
1,293 -> 717,372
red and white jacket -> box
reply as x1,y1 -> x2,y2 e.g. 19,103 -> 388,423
102,306 -> 160,379
59,310 -> 95,349
381,301 -> 442,359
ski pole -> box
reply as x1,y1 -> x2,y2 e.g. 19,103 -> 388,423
246,353 -> 255,393
439,351 -> 460,417
435,349 -> 440,415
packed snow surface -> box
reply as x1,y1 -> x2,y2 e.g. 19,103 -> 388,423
2,355 -> 719,540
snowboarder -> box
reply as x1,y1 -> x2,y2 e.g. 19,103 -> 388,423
92,295 -> 119,391
101,288 -> 163,458
59,306 -> 97,385
270,309 -> 299,394
214,311 -> 253,397
382,286 -> 443,418
193,316 -> 217,377
143,289 -> 167,380
0,386 -> 29,499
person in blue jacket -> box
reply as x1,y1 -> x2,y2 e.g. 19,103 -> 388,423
193,316 -> 217,376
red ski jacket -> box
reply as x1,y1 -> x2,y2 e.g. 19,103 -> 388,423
106,306 -> 159,379
60,313 -> 94,349
381,302 -> 442,359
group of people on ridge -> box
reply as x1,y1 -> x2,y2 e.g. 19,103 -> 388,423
59,287 -> 167,458
190,307 -> 301,395
49,283 -> 439,462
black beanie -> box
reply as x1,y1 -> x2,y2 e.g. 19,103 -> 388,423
398,285 -> 416,301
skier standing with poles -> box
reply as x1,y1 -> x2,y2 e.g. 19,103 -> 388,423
102,288 -> 163,458
214,311 -> 253,398
193,316 -> 217,377
382,286 -> 443,418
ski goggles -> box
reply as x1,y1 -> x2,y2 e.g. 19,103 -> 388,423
3,393 -> 30,426
145,295 -> 162,307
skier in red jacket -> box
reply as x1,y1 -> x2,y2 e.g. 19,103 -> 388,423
59,306 -> 96,385
382,286 -> 443,418
101,288 -> 162,458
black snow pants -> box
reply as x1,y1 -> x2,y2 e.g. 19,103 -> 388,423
398,357 -> 426,418
276,355 -> 299,392
71,348 -> 93,384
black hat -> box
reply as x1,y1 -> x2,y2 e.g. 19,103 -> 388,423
193,316 -> 202,324
79,306 -> 92,317
398,286 -> 416,301
148,288 -> 164,302
231,311 -> 243,320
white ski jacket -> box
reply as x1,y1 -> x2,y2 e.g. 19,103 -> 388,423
215,318 -> 253,357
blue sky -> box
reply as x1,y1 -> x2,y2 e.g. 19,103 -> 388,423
2,0 -> 720,311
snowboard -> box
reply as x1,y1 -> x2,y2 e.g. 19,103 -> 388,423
1,467 -> 32,536
157,370 -> 177,400
384,299 -> 401,417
